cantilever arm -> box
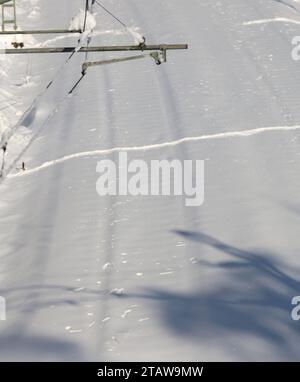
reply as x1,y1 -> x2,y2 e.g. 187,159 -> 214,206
1,44 -> 188,54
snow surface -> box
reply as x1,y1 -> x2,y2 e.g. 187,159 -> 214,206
69,9 -> 97,32
1,0 -> 300,361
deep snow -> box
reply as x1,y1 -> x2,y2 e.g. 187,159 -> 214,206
1,0 -> 300,361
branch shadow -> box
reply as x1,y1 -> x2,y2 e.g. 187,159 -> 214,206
0,333 -> 83,361
122,230 -> 300,360
0,284 -> 108,361
0,283 -> 109,312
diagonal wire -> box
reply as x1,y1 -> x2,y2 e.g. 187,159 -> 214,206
0,1 -> 91,179
95,0 -> 128,28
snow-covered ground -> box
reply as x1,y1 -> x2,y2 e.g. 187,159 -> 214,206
1,0 -> 300,361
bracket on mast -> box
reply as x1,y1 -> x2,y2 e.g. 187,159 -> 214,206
150,48 -> 167,65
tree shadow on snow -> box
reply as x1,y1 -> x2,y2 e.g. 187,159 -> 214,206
0,283 -> 108,312
123,231 -> 300,360
0,333 -> 83,361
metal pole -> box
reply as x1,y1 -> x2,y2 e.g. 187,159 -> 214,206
82,54 -> 146,73
1,0 -> 17,31
0,29 -> 81,34
1,44 -> 188,54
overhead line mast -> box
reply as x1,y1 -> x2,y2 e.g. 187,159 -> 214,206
0,1 -> 188,91
0,0 -> 188,177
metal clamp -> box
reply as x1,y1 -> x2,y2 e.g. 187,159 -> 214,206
150,48 -> 167,65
